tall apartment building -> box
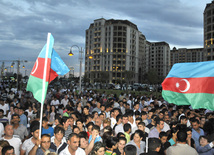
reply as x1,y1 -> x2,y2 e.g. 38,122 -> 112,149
146,42 -> 171,79
204,0 -> 214,60
171,47 -> 204,65
85,18 -> 145,84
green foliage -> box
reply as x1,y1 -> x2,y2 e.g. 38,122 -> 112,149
146,69 -> 159,84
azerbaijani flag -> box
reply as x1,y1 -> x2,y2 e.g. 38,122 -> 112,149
27,33 -> 69,103
162,61 -> 214,111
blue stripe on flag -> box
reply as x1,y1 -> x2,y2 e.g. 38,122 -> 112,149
38,34 -> 54,59
51,49 -> 69,75
166,61 -> 214,78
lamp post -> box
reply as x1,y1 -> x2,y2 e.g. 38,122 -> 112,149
68,45 -> 83,92
70,67 -> 74,78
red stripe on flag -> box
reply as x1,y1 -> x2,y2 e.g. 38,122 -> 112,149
162,77 -> 214,94
30,57 -> 51,82
49,68 -> 58,83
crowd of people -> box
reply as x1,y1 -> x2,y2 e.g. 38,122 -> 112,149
0,81 -> 214,155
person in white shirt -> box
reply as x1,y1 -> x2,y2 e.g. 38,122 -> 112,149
21,121 -> 40,155
0,122 -> 4,139
59,133 -> 86,155
61,95 -> 69,108
50,96 -> 60,109
110,108 -> 121,129
3,124 -> 22,155
0,99 -> 9,116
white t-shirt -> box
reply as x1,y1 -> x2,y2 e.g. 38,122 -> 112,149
3,136 -> 22,155
21,137 -> 35,155
0,103 -> 9,115
0,123 -> 4,139
110,117 -> 117,129
162,122 -> 170,132
59,146 -> 86,155
61,98 -> 69,108
50,100 -> 60,108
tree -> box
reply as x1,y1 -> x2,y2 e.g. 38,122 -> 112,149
124,70 -> 134,84
146,69 -> 159,84
82,74 -> 90,83
99,71 -> 109,84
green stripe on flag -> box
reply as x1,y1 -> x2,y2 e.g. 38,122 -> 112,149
26,75 -> 48,103
162,90 -> 214,110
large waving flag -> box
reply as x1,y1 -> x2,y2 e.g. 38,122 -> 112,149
27,33 -> 69,103
162,61 -> 214,111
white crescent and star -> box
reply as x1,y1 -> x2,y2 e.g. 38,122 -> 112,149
176,79 -> 190,92
31,59 -> 38,75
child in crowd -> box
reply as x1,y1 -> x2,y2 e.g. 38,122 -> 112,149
89,125 -> 102,144
42,116 -> 54,137
196,136 -> 214,155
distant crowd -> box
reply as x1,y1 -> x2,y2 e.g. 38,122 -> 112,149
0,81 -> 214,155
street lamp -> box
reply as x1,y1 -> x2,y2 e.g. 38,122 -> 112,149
68,45 -> 83,92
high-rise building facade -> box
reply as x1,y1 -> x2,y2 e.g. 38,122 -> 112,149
147,42 -> 171,79
204,0 -> 214,60
85,18 -> 146,84
171,47 -> 204,65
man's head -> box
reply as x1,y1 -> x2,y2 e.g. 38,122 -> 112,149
159,131 -> 168,144
134,103 -> 140,110
83,106 -> 89,115
148,138 -> 161,152
191,118 -> 200,130
180,116 -> 187,125
141,111 -> 147,120
18,108 -> 24,116
11,114 -> 20,125
61,117 -> 70,128
158,111 -> 164,119
123,123 -> 131,134
95,117 -> 102,127
177,131 -> 187,143
67,133 -> 80,152
41,134 -> 51,152
116,114 -> 122,124
2,145 -> 14,155
155,117 -> 164,130
113,108 -> 121,118
122,114 -> 129,124
137,122 -> 146,132
147,110 -> 154,119
42,117 -> 49,128
163,115 -> 170,124
92,125 -> 100,136
30,121 -> 40,139
4,125 -> 13,138
54,126 -> 65,142
123,144 -> 137,155
99,113 -> 105,121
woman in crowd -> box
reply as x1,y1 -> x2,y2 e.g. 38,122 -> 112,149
90,142 -> 105,155
127,130 -> 146,155
168,127 -> 178,146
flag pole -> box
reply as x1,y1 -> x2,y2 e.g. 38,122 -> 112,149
39,33 -> 51,139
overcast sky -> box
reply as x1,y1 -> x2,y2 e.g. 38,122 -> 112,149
0,0 -> 212,76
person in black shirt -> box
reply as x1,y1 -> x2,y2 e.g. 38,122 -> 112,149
159,131 -> 170,155
113,137 -> 127,155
